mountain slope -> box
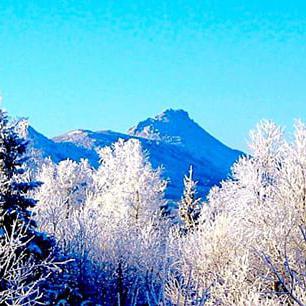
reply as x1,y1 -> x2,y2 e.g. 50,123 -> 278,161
28,109 -> 243,200
128,109 -> 241,172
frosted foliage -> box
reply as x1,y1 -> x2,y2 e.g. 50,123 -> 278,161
28,121 -> 306,305
32,138 -> 172,304
179,166 -> 201,229
0,221 -> 58,306
182,120 -> 306,305
93,138 -> 166,223
35,158 -> 93,239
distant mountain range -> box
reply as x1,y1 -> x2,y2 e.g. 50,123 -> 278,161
27,109 -> 243,200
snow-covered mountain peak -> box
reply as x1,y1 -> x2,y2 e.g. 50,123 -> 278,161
128,109 -> 198,144
128,108 -> 242,171
155,109 -> 190,122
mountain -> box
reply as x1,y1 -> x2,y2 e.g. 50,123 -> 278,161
128,109 -> 241,172
28,109 -> 243,200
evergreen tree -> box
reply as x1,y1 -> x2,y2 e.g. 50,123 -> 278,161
0,110 -> 53,290
179,166 -> 201,230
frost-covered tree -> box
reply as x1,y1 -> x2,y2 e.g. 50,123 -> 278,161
35,158 -> 93,245
34,158 -> 97,304
33,145 -> 169,304
178,166 -> 201,230
0,110 -> 53,257
0,220 -> 59,306
0,109 -> 54,303
72,138 -> 170,303
163,120 -> 306,305
93,138 -> 167,224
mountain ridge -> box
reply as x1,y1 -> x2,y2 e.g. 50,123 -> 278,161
27,109 -> 244,200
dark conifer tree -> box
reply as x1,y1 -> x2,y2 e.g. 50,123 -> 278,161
0,109 -> 53,263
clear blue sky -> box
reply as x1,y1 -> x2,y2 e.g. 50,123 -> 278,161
1,0 -> 306,151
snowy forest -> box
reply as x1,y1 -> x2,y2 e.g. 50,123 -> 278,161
0,108 -> 306,306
